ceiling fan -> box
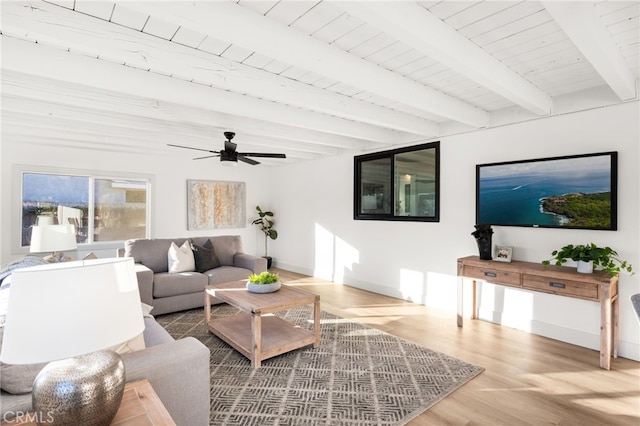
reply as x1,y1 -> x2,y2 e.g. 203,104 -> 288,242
168,131 -> 286,166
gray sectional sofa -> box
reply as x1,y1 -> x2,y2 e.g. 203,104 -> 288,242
1,316 -> 210,425
122,235 -> 267,315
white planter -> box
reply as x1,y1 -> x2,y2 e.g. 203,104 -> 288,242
577,260 -> 593,274
246,281 -> 281,294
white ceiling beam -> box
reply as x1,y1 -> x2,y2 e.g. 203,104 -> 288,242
336,2 -> 554,116
1,69 -> 374,152
0,36 -> 400,147
1,0 -> 437,137
542,1 -> 637,101
123,1 -> 489,128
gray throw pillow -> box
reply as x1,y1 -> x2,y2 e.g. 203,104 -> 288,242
191,239 -> 221,272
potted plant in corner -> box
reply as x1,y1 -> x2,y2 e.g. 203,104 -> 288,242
246,271 -> 281,293
542,243 -> 634,277
251,205 -> 278,269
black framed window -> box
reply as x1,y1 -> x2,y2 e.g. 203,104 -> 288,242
354,142 -> 440,222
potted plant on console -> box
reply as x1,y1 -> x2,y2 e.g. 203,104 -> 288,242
246,271 -> 281,293
252,205 -> 278,268
542,243 -> 634,277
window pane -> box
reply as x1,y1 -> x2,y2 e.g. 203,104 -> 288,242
94,179 -> 147,242
22,173 -> 88,246
394,148 -> 437,217
360,158 -> 391,214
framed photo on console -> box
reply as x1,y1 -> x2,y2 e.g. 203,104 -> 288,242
494,246 -> 513,263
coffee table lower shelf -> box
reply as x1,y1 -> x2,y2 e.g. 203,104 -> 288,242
208,312 -> 317,366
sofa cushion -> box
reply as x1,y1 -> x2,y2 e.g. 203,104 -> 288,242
125,238 -> 189,273
168,241 -> 195,273
142,317 -> 174,347
192,235 -> 242,266
153,272 -> 208,298
192,239 -> 221,273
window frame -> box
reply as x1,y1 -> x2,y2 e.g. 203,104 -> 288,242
353,141 -> 440,222
13,164 -> 154,254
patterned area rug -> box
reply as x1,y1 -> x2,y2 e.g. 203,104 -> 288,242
156,304 -> 483,426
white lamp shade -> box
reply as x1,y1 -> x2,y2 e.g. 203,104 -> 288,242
30,224 -> 77,253
0,258 -> 144,365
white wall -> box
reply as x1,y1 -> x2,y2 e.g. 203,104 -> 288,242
1,143 -> 274,263
271,101 -> 640,361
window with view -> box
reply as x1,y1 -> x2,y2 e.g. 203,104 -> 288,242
354,142 -> 440,222
21,172 -> 150,247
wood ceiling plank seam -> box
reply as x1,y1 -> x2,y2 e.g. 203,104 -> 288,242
612,26 -> 640,46
264,1 -> 319,27
594,0 -> 640,17
598,3 -> 640,26
445,1 -> 521,31
499,39 -> 578,68
310,12 -> 363,45
220,44 -> 255,63
380,50 -> 427,73
142,16 -> 179,40
477,18 -> 559,52
394,56 -> 439,77
606,16 -> 640,36
261,59 -> 293,75
73,0 -> 116,21
489,30 -> 569,61
289,1 -> 342,35
332,24 -> 381,52
346,32 -> 398,59
279,66 -> 311,80
238,0 -> 279,16
426,0 -> 478,21
110,4 -> 148,31
241,52 -> 273,69
171,27 -> 208,49
363,41 -> 413,66
200,39 -> 233,57
458,1 -> 547,40
407,63 -> 451,82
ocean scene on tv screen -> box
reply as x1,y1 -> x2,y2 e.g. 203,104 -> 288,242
478,155 -> 612,229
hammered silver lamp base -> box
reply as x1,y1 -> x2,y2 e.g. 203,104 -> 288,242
32,350 -> 125,426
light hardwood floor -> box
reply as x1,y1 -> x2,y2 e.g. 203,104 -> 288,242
272,268 -> 640,426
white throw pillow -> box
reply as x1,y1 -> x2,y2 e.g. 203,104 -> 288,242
168,241 -> 195,273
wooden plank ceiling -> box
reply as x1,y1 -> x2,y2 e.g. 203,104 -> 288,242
1,0 -> 638,165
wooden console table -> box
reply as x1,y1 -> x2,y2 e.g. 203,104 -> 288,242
457,255 -> 619,370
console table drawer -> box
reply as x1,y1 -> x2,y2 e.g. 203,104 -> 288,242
462,265 -> 520,286
522,274 -> 598,300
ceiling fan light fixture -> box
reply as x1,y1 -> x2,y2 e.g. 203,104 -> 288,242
221,159 -> 238,167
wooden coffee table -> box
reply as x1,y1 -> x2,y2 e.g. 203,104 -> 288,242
204,281 -> 320,368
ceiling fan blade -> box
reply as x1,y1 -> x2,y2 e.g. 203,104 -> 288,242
168,143 -> 218,154
239,152 -> 287,158
225,140 -> 237,153
237,155 -> 260,165
193,154 -> 221,160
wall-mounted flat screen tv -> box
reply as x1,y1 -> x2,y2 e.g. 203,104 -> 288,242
476,151 -> 617,230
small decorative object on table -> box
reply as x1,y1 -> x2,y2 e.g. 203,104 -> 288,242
246,271 -> 281,293
494,245 -> 513,263
471,224 -> 493,260
542,243 -> 634,276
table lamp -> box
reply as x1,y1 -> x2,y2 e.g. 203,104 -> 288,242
29,224 -> 77,262
0,258 -> 144,425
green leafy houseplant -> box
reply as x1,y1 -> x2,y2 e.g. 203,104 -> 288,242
542,243 -> 634,277
251,205 -> 278,258
248,271 -> 279,284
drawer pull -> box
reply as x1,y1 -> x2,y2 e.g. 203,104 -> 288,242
484,272 -> 497,278
549,282 -> 566,289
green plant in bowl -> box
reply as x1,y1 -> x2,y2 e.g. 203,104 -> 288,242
248,271 -> 280,284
